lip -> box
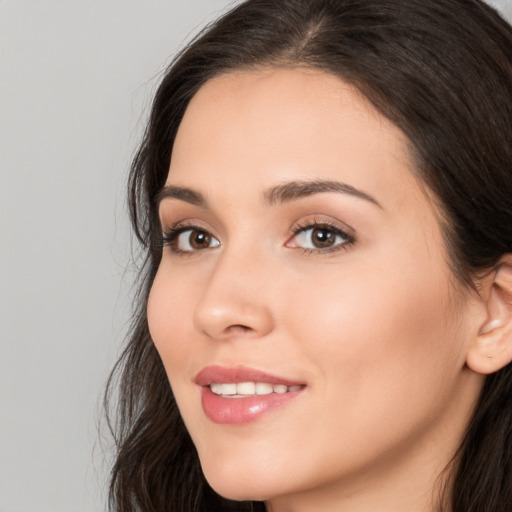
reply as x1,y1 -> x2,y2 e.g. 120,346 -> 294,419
195,365 -> 304,387
195,365 -> 305,425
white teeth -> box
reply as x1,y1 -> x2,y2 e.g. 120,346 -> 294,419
237,382 -> 256,394
210,382 -> 302,397
210,383 -> 221,395
255,382 -> 273,395
223,383 -> 238,395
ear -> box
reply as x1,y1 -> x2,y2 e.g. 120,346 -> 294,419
466,255 -> 512,375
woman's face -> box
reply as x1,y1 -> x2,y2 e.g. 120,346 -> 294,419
148,69 -> 484,509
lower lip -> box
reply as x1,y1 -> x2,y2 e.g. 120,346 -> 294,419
200,387 -> 303,424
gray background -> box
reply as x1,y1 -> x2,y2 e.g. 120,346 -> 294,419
1,1 -> 510,511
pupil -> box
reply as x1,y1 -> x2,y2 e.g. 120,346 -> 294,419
312,228 -> 334,248
191,230 -> 210,249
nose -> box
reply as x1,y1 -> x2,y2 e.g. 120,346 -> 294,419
193,249 -> 275,340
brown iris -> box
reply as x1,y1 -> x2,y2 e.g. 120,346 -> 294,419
311,228 -> 336,248
188,230 -> 212,250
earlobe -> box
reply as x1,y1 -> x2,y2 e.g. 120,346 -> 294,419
466,255 -> 512,375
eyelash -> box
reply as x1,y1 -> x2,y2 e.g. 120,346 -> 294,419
160,224 -> 218,256
159,220 -> 355,255
288,220 -> 355,255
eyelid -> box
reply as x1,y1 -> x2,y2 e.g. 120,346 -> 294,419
285,217 -> 356,254
160,218 -> 217,236
289,215 -> 355,238
160,220 -> 220,255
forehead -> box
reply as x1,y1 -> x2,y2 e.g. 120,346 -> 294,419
174,67 -> 406,155
168,68 -> 426,215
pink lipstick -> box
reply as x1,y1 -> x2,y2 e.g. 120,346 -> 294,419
195,365 -> 305,424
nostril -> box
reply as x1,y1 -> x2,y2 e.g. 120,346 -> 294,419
227,324 -> 253,334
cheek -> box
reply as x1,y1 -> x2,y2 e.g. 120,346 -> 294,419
284,251 -> 463,411
147,265 -> 195,373
147,265 -> 205,438
266,263 -> 464,482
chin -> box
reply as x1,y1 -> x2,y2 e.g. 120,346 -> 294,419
199,455 -> 289,503
204,472 -> 270,502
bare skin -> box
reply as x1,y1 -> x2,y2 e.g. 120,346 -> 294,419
147,68 -> 503,511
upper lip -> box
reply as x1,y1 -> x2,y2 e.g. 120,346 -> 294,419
195,365 -> 304,387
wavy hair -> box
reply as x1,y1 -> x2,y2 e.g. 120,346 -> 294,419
105,1 -> 512,510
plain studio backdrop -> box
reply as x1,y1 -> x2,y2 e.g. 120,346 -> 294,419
0,1 -> 510,511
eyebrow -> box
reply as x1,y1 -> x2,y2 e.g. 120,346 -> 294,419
156,185 -> 207,208
157,179 -> 382,209
264,180 -> 382,208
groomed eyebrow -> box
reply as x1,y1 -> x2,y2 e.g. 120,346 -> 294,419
156,179 -> 382,209
156,185 -> 207,208
264,180 -> 382,208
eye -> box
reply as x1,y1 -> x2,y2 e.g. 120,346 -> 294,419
286,222 -> 354,252
162,227 -> 220,253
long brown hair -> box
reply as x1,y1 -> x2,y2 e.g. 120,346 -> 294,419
105,1 -> 512,510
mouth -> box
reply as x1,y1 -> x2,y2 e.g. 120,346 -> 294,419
195,365 -> 306,424
210,382 -> 303,398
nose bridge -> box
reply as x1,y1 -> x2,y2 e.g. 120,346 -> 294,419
193,241 -> 274,339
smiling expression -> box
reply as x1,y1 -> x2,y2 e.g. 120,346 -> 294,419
147,68 -> 484,510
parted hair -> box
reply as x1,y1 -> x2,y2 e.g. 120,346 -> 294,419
105,1 -> 512,510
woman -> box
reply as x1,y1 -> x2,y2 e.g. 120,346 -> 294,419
105,0 -> 512,510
